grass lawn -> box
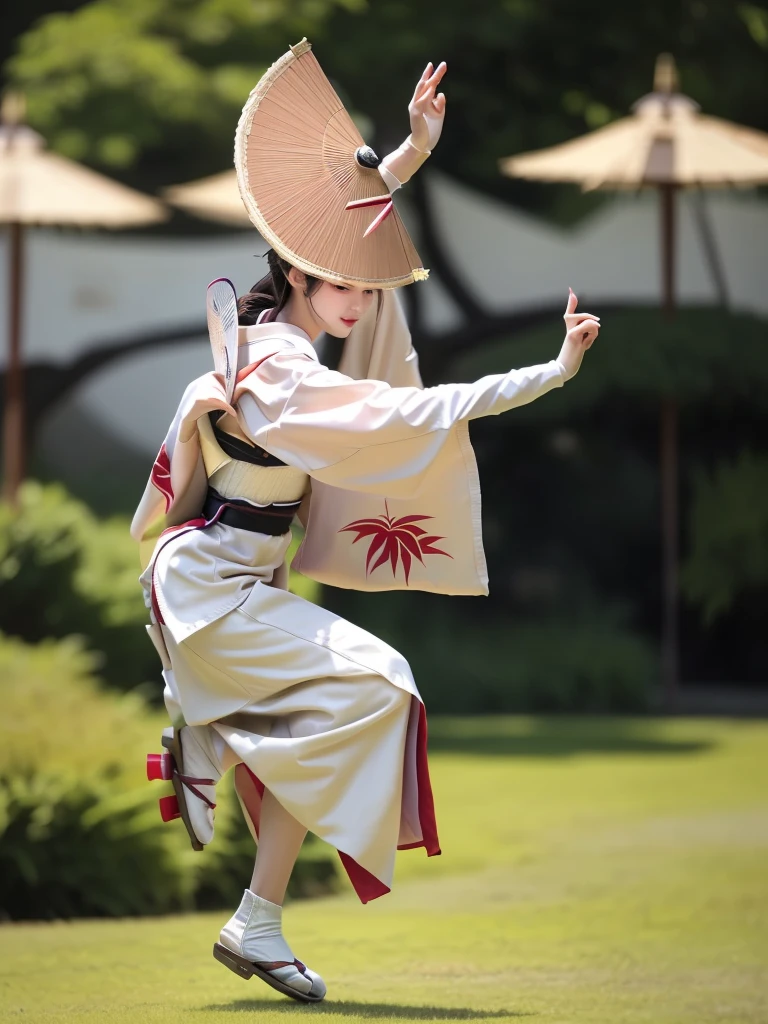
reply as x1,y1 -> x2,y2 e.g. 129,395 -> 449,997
1,716 -> 766,1023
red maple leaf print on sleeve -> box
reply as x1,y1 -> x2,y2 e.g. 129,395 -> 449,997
150,443 -> 174,511
339,501 -> 451,584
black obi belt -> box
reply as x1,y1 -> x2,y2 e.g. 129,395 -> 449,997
203,489 -> 300,536
208,410 -> 287,467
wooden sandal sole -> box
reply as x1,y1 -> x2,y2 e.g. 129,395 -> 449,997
161,729 -> 204,853
212,942 -> 324,1003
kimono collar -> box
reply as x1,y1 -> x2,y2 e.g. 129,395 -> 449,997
236,321 -> 318,370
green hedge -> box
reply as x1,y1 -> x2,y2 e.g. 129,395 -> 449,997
0,632 -> 338,920
418,617 -> 657,713
0,481 -> 155,692
326,589 -> 656,713
681,451 -> 768,623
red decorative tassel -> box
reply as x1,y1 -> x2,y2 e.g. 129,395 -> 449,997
158,795 -> 181,822
146,752 -> 173,781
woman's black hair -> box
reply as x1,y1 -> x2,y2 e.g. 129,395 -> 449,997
237,249 -> 322,325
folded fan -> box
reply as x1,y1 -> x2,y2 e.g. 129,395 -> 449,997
206,277 -> 238,403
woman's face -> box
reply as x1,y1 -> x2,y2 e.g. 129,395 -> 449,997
308,281 -> 377,337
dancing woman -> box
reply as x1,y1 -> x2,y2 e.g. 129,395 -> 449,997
131,40 -> 600,1004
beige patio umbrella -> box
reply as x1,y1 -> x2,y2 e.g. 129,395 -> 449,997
0,92 -> 167,502
500,54 -> 768,705
165,169 -> 249,228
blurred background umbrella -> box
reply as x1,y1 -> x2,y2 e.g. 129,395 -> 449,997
0,92 -> 168,503
165,170 -> 249,228
500,53 -> 768,707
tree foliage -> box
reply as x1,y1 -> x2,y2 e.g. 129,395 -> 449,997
6,0 -> 768,209
6,0 -> 362,181
681,452 -> 768,623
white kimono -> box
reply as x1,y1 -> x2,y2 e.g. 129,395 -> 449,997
131,291 -> 566,902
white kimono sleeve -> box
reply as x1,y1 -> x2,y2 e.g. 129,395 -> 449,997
236,349 -> 565,485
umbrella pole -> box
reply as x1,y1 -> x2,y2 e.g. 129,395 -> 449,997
659,184 -> 679,707
2,221 -> 25,505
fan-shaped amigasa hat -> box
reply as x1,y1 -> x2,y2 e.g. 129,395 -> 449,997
235,38 -> 428,288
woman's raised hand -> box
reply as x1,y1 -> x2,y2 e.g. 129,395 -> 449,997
408,61 -> 447,154
556,288 -> 601,381
178,372 -> 237,443
379,61 -> 447,188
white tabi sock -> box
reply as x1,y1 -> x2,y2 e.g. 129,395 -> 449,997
218,890 -> 326,998
219,889 -> 294,963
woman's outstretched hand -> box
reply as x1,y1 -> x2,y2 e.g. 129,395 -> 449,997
556,289 -> 600,381
408,61 -> 447,154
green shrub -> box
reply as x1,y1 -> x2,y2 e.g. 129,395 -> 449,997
423,619 -> 655,713
682,452 -> 768,623
0,481 -> 155,691
0,633 -> 152,779
0,632 -> 338,920
0,480 -> 319,696
0,632 -> 193,919
0,774 -> 195,920
327,589 -> 655,713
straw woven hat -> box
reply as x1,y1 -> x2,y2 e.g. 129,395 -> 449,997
235,39 -> 427,288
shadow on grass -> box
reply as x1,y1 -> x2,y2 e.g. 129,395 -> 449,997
205,1001 -> 531,1018
427,717 -> 714,759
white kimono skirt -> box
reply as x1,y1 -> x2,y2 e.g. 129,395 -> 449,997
132,293 -> 566,902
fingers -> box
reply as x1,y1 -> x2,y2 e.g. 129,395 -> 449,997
417,62 -> 447,95
564,311 -> 600,327
427,61 -> 447,89
568,319 -> 600,346
413,61 -> 447,108
564,289 -> 601,334
410,63 -> 432,105
583,319 -> 600,338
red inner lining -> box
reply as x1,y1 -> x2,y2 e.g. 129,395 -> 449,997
233,698 -> 440,905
